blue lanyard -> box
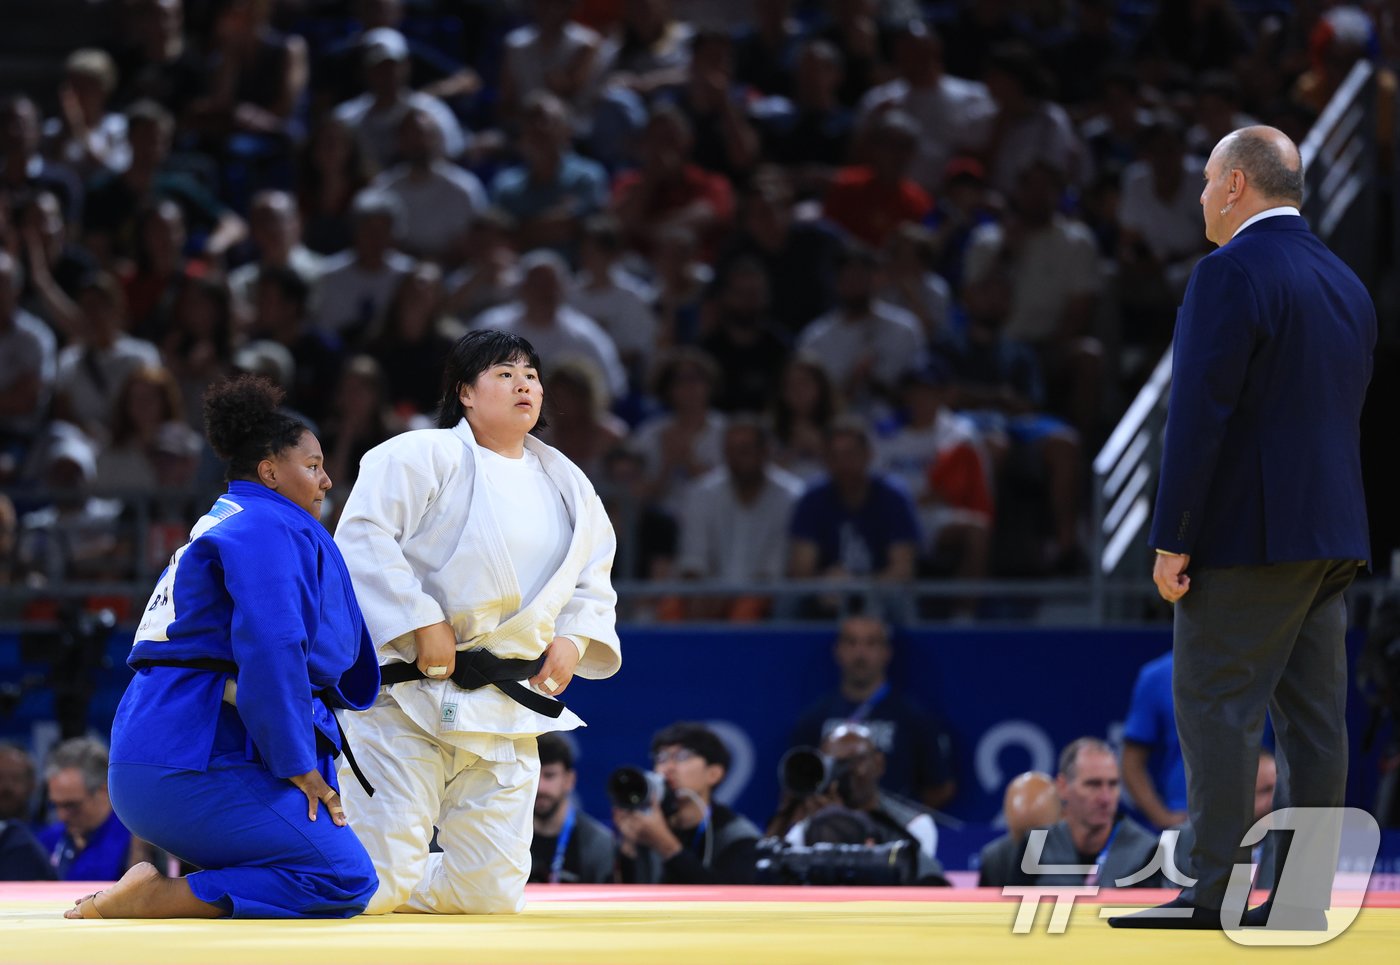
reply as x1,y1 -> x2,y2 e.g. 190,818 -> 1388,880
690,812 -> 710,850
1090,821 -> 1120,882
849,683 -> 890,722
50,836 -> 75,879
549,808 -> 577,884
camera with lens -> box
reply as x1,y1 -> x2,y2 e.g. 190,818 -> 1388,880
779,745 -> 854,801
606,765 -> 679,816
754,836 -> 917,886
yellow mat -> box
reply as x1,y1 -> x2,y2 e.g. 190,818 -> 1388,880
4,887 -> 1397,965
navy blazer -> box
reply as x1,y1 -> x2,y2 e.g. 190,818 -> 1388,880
1150,214 -> 1375,568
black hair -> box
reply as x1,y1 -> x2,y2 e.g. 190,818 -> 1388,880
805,805 -> 883,845
689,26 -> 732,57
825,415 -> 874,452
125,98 -> 174,137
987,41 -> 1050,99
204,374 -> 309,481
649,346 -> 721,403
434,329 -> 548,430
647,102 -> 694,145
537,732 -> 575,771
258,264 -> 312,311
835,238 -> 880,270
582,213 -> 624,251
650,721 -> 730,773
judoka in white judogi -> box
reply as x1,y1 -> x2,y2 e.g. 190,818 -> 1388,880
334,336 -> 620,915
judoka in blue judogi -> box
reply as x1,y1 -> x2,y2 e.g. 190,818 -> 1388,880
106,478 -> 381,917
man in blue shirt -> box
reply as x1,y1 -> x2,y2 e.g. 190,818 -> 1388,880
490,91 -> 608,255
1119,651 -> 1187,831
790,613 -> 956,809
788,421 -> 921,583
37,737 -> 136,881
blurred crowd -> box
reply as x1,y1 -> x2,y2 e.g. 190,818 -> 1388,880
2,0 -> 1395,617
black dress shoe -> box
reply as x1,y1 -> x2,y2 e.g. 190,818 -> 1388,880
1108,897 -> 1222,929
1242,900 -> 1329,930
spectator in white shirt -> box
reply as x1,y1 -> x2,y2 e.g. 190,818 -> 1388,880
333,27 -> 466,171
963,160 -> 1102,439
857,21 -> 996,195
676,418 -> 802,620
1116,116 -> 1210,366
314,189 -> 415,342
470,250 -> 626,401
43,48 -> 130,178
628,346 -> 728,512
569,215 -> 656,388
983,42 -> 1087,197
498,0 -> 606,130
878,224 -> 952,347
369,108 -> 486,263
1117,116 -> 1209,274
0,252 -> 57,465
796,241 -> 926,414
228,190 -> 325,311
54,273 -> 160,445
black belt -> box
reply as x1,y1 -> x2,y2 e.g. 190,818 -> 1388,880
379,650 -> 563,718
131,658 -> 376,797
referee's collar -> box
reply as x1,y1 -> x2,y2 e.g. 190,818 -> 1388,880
1231,206 -> 1301,239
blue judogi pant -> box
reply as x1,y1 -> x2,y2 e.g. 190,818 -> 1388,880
109,703 -> 377,918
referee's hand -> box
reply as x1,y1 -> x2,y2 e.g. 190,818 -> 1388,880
1153,552 -> 1191,603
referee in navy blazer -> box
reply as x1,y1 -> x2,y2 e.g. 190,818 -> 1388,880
1112,127 -> 1376,930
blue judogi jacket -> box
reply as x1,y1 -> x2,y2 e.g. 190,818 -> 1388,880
113,482 -> 379,780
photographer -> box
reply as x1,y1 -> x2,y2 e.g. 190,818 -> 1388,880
613,722 -> 760,884
790,613 -> 957,809
769,723 -> 943,884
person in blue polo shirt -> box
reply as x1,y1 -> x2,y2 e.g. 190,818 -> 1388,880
38,738 -> 135,882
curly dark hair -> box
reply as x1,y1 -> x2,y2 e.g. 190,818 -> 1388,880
203,374 -> 308,481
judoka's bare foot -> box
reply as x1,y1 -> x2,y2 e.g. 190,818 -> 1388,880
63,862 -> 224,919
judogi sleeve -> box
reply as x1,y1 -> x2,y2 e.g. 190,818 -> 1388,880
555,486 -> 620,679
334,439 -> 449,645
221,522 -> 319,779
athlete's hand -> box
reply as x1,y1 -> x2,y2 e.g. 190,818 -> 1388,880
289,769 -> 347,826
415,621 -> 458,680
530,636 -> 582,697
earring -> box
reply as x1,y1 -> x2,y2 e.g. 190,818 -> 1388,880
1219,202 -> 1234,216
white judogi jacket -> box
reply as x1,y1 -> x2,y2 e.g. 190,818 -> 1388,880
335,420 -> 621,744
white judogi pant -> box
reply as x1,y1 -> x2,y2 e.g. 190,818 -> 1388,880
339,693 -> 540,915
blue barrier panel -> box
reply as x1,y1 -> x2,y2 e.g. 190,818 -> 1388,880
563,626 -> 1178,830
3,623 -> 1389,873
564,626 -> 1383,839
